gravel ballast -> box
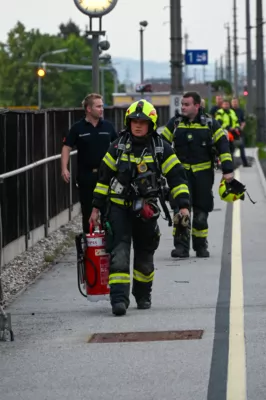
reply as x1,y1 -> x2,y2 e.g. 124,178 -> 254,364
0,214 -> 82,307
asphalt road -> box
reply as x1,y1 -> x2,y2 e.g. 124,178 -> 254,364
1,149 -> 266,400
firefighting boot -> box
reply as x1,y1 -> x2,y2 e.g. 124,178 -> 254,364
112,302 -> 127,316
196,247 -> 210,258
137,295 -> 151,310
171,245 -> 189,258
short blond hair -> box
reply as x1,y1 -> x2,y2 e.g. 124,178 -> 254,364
201,98 -> 206,108
82,93 -> 102,110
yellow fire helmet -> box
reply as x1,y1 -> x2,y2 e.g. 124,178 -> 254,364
219,178 -> 245,202
124,99 -> 158,131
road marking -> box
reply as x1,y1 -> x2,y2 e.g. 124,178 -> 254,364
226,169 -> 247,400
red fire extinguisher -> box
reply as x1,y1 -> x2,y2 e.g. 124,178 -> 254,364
76,224 -> 110,302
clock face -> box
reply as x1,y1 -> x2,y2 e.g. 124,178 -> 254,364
74,0 -> 118,17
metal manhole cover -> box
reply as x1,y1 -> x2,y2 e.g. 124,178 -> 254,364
88,330 -> 203,343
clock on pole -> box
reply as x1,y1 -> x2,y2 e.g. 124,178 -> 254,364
73,0 -> 118,92
73,0 -> 118,17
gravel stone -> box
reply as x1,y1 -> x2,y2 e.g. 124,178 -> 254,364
0,214 -> 82,307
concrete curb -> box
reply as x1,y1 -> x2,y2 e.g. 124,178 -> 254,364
253,147 -> 266,199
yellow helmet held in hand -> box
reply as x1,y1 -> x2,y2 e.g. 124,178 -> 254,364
219,179 -> 246,202
124,99 -> 158,130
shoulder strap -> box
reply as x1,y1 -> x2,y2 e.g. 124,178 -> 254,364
206,116 -> 213,131
151,134 -> 164,175
116,131 -> 129,157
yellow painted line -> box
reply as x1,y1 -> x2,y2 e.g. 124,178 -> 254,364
226,169 -> 247,400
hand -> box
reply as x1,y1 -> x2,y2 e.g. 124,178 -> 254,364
179,208 -> 190,217
61,168 -> 70,183
89,208 -> 100,227
223,172 -> 234,182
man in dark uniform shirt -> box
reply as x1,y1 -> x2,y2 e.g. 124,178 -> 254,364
209,95 -> 223,117
61,93 -> 117,232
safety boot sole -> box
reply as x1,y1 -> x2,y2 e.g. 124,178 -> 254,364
112,302 -> 127,316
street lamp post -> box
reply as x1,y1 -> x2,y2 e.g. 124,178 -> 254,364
73,0 -> 118,93
139,21 -> 148,84
38,49 -> 68,109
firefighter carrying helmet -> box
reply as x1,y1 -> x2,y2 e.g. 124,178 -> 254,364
219,178 -> 246,202
125,99 -> 158,130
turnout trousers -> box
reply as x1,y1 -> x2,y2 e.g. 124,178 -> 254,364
106,203 -> 160,307
173,168 -> 214,251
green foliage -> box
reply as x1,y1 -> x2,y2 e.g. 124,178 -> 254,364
257,142 -> 266,160
243,113 -> 257,147
0,21 -> 117,108
211,79 -> 233,95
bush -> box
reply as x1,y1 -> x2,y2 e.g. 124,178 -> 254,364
243,113 -> 257,147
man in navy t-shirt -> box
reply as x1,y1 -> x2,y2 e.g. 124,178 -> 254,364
61,93 -> 117,232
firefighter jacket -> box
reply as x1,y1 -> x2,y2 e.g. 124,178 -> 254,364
215,108 -> 240,130
92,132 -> 190,210
161,113 -> 234,174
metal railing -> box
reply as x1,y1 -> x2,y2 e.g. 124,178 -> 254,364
0,105 -> 170,259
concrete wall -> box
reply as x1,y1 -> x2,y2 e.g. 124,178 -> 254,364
1,203 -> 80,266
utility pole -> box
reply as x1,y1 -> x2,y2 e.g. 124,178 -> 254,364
225,23 -> 232,85
170,0 -> 183,116
215,59 -> 218,80
233,0 -> 239,96
220,55 -> 224,80
256,0 -> 266,142
246,0 -> 253,113
184,32 -> 189,86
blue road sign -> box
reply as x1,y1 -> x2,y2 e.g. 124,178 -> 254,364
185,50 -> 208,65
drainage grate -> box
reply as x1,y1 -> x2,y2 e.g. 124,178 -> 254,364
88,330 -> 203,343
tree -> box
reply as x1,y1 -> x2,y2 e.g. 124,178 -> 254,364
58,20 -> 80,39
211,79 -> 233,95
0,21 -> 118,108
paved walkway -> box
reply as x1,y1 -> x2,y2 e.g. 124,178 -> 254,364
1,149 -> 266,400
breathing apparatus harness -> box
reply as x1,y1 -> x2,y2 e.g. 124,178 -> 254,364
109,130 -> 172,225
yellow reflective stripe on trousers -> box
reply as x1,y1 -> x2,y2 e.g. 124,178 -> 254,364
182,161 -> 212,172
161,154 -> 180,175
94,183 -> 109,195
171,184 -> 189,198
133,269 -> 154,283
182,163 -> 191,170
103,152 -> 117,171
212,128 -> 225,143
109,273 -> 130,285
220,152 -> 232,162
162,126 -> 174,143
192,228 -> 208,238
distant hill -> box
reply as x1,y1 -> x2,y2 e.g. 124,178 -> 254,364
112,57 -> 170,84
112,57 -> 218,85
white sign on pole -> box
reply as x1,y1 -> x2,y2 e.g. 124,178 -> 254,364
170,94 -> 182,117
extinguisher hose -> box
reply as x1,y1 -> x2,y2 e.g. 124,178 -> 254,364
82,255 -> 98,288
77,259 -> 87,298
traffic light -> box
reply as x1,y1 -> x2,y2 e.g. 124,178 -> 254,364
243,84 -> 248,96
37,67 -> 46,78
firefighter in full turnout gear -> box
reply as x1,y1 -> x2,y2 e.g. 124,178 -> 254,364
161,91 -> 234,258
89,100 -> 190,316
215,99 -> 241,157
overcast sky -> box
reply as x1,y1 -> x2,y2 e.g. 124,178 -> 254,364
0,0 -> 263,64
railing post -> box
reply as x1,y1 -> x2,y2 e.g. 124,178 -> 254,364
0,178 -> 3,281
25,114 -> 30,250
68,111 -> 73,221
16,115 -> 20,239
44,111 -> 49,237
